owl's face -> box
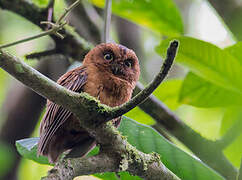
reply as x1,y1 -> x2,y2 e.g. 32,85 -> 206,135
84,43 -> 140,87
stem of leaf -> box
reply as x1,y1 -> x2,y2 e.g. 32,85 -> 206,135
103,0 -> 112,43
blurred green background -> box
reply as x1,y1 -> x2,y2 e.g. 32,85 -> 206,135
0,0 -> 242,179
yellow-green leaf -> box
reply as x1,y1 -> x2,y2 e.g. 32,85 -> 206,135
156,37 -> 242,94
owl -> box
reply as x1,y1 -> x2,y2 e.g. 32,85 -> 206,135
37,43 -> 140,163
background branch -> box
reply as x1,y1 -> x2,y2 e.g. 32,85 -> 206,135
0,0 -> 92,60
25,49 -> 57,59
207,0 -> 242,40
0,0 -> 81,49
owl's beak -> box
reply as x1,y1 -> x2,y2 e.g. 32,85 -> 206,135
111,62 -> 122,75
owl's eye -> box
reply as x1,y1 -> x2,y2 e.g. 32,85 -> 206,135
124,59 -> 133,68
104,52 -> 114,61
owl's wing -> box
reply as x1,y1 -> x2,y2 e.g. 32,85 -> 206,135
37,66 -> 88,156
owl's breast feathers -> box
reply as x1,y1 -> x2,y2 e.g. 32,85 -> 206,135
38,64 -> 133,163
84,64 -> 134,107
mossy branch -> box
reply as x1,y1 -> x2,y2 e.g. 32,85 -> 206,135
0,41 -> 178,125
41,126 -> 180,180
0,41 -> 178,179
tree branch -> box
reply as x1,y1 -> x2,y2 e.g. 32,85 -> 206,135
40,123 -> 180,180
0,41 -> 178,179
41,132 -> 179,180
0,40 -> 178,125
25,49 -> 57,59
41,153 -> 119,180
0,50 -> 110,126
207,0 -> 242,40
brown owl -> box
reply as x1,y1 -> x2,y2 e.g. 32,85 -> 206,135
37,43 -> 140,163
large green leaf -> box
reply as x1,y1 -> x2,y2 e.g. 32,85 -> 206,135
16,117 -> 224,180
119,117 -> 225,180
156,37 -> 242,94
179,72 -> 242,107
90,0 -> 183,36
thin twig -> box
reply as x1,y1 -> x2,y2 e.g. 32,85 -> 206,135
56,0 -> 80,25
0,29 -> 59,49
25,49 -> 57,59
103,0 -> 112,43
107,40 -> 179,119
0,0 -> 81,49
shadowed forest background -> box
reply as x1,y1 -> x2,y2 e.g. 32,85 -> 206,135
0,0 -> 242,179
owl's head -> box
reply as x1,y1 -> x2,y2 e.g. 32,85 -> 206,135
83,43 -> 140,87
